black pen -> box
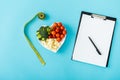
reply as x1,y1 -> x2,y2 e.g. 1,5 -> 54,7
88,36 -> 102,55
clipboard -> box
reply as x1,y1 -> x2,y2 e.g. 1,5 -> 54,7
72,11 -> 116,67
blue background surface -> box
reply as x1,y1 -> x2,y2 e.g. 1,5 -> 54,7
0,0 -> 120,80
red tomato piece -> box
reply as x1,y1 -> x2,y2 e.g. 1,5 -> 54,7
52,26 -> 56,30
53,22 -> 58,27
63,30 -> 66,35
56,33 -> 60,38
51,31 -> 56,35
60,26 -> 64,30
60,34 -> 64,39
55,28 -> 60,33
56,38 -> 61,42
57,22 -> 62,27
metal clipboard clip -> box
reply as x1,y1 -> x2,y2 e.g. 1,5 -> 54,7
91,14 -> 106,20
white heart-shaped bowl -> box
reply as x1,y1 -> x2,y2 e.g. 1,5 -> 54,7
36,25 -> 66,53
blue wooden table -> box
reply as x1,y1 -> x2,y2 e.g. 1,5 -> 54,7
0,0 -> 120,80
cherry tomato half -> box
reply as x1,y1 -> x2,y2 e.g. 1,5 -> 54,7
60,26 -> 64,30
56,33 -> 60,38
56,37 -> 61,42
52,26 -> 56,30
63,30 -> 66,35
51,31 -> 56,35
55,28 -> 60,33
53,22 -> 58,27
57,22 -> 62,27
60,34 -> 64,39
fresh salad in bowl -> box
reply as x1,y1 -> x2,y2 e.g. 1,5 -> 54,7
36,22 -> 67,52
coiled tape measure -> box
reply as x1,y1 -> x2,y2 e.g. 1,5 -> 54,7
24,12 -> 46,65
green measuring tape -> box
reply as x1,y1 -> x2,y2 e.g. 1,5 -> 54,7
24,12 -> 46,65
